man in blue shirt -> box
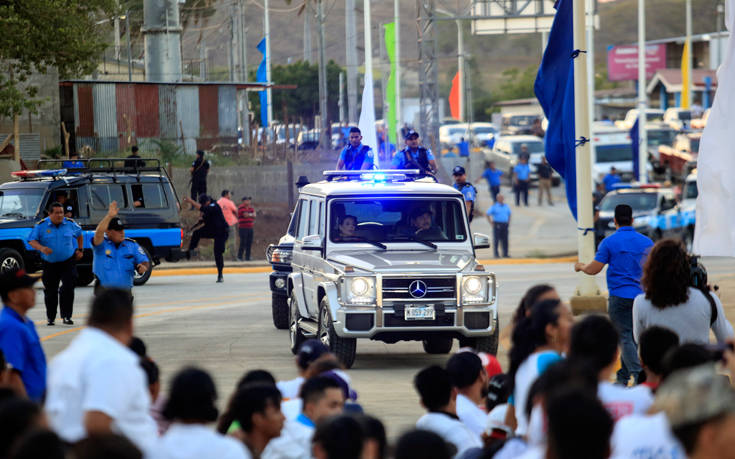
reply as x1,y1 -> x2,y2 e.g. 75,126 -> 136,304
452,166 -> 477,222
336,127 -> 375,171
486,194 -> 511,258
0,269 -> 46,401
27,202 -> 83,326
575,204 -> 654,385
603,166 -> 621,192
391,130 -> 437,174
92,201 -> 149,294
476,161 -> 503,202
456,137 -> 470,157
513,154 -> 531,207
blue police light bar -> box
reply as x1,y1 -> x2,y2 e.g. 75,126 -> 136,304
12,169 -> 68,179
323,169 -> 424,182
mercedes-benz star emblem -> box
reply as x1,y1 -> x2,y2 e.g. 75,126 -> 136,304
409,280 -> 428,299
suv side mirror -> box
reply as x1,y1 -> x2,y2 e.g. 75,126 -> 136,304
302,234 -> 323,251
473,233 -> 490,249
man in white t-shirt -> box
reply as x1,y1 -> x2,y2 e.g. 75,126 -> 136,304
45,289 -> 158,454
414,365 -> 483,457
276,338 -> 330,400
262,376 -> 344,459
569,315 -> 653,422
446,351 -> 489,437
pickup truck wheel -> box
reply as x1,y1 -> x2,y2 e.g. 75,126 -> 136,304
75,266 -> 95,287
422,336 -> 454,354
272,293 -> 289,329
318,298 -> 356,368
133,246 -> 153,286
0,248 -> 24,274
289,293 -> 306,355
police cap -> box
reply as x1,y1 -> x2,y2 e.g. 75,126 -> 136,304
108,217 -> 125,231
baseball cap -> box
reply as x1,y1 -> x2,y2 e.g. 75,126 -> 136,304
404,129 -> 419,139
322,369 -> 358,401
652,364 -> 735,428
479,352 -> 503,379
452,166 -> 466,176
0,269 -> 39,298
296,339 -> 329,369
108,217 -> 125,231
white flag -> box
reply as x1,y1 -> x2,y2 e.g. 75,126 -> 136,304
358,71 -> 380,168
693,0 -> 735,256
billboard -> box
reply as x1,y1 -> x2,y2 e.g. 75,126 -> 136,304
607,44 -> 667,81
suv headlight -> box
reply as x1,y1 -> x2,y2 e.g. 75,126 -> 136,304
462,275 -> 490,304
343,276 -> 377,305
270,247 -> 292,265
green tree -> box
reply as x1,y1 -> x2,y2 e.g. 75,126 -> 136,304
0,0 -> 119,118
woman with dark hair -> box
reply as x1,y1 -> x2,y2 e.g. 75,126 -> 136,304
633,239 -> 733,345
499,285 -> 559,359
504,298 -> 572,437
155,367 -> 250,459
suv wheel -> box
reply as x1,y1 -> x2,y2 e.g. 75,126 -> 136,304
133,246 -> 153,286
0,248 -> 24,274
318,298 -> 356,368
272,294 -> 289,329
75,266 -> 95,287
462,318 -> 500,355
289,293 -> 306,355
422,336 -> 454,354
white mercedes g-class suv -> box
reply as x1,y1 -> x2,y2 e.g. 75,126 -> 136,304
286,170 -> 498,368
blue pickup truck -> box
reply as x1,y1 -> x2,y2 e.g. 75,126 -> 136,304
0,159 -> 183,285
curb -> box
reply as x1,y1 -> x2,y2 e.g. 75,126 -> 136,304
151,255 -> 579,277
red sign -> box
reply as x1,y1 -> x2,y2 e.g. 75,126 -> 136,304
607,44 -> 667,81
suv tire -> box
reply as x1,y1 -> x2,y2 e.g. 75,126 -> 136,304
0,248 -> 24,274
318,298 -> 356,368
422,336 -> 454,354
289,292 -> 306,355
75,266 -> 95,287
133,246 -> 153,286
462,319 -> 500,355
272,293 -> 289,329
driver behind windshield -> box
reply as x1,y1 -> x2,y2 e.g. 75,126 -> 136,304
408,207 -> 446,240
334,215 -> 359,241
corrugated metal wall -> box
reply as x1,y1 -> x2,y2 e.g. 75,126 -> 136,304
158,84 -> 177,141
116,84 -> 136,151
176,86 -> 199,154
135,85 -> 160,138
217,85 -> 237,137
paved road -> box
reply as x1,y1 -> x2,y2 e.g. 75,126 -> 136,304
33,257 -> 735,438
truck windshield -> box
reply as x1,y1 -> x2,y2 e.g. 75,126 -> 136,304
0,188 -> 44,219
599,192 -> 657,212
684,180 -> 698,200
647,130 -> 676,146
596,144 -> 632,163
512,142 -> 545,154
329,198 -> 468,244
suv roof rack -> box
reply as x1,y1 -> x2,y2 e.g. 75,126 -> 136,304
36,158 -> 164,175
322,169 -> 438,183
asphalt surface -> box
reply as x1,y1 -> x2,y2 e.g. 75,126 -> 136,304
33,257 -> 735,438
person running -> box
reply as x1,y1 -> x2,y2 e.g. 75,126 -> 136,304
183,195 -> 229,283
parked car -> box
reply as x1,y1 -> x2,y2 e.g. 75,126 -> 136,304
467,122 -> 498,148
663,108 -> 693,131
0,159 -> 183,285
500,113 -> 541,136
284,170 -> 498,368
615,108 -> 664,130
488,135 -> 560,186
439,124 -> 469,150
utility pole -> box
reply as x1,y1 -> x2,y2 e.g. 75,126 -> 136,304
339,72 -> 345,123
346,0 -> 358,124
684,0 -> 693,108
394,0 -> 402,142
304,2 -> 313,62
265,0 -> 273,126
238,0 -> 248,80
229,14 -> 235,81
114,16 -> 121,61
126,11 -> 132,81
317,0 -> 328,146
637,0 -> 648,183
199,36 -> 207,80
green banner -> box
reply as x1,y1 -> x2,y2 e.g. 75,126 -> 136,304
384,22 -> 397,145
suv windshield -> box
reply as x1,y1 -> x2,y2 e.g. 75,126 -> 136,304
596,144 -> 632,163
599,192 -> 658,212
684,180 -> 698,200
329,198 -> 467,243
647,129 -> 676,146
512,142 -> 544,154
0,188 -> 44,219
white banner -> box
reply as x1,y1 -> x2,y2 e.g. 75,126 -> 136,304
358,71 -> 379,168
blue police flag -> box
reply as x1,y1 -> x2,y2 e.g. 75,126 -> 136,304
534,0 -> 577,219
256,38 -> 268,127
630,118 -> 640,181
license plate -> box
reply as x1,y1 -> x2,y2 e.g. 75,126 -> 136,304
405,305 -> 436,321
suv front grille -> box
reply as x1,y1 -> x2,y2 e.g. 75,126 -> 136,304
382,277 -> 456,301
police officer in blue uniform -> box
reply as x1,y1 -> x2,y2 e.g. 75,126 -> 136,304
391,129 -> 438,174
452,166 -> 478,222
336,127 -> 376,170
27,202 -> 83,325
91,201 -> 149,295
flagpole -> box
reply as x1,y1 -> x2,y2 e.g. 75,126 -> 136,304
572,0 -> 602,304
265,0 -> 272,126
394,0 -> 401,144
364,0 -> 373,80
685,0 -> 693,108
637,0 -> 648,183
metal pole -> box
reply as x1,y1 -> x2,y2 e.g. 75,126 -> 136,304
685,0 -> 692,108
717,3 -> 724,69
586,0 -> 595,134
572,0 -> 601,299
265,0 -> 273,125
240,0 -> 247,80
126,11 -> 132,81
304,1 -> 313,62
346,0 -> 358,124
339,72 -> 345,123
199,36 -> 206,80
364,1 -> 373,81
457,19 -> 464,122
229,14 -> 235,81
114,14 -> 121,61
394,0 -> 402,142
317,0 -> 328,145
637,0 -> 648,183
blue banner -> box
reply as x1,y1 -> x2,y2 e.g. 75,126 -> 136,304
256,38 -> 268,127
631,118 -> 640,180
534,0 -> 577,219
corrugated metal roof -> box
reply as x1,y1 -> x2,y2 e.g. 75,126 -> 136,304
176,86 -> 199,140
159,84 -> 177,139
217,85 -> 237,137
198,85 -> 218,137
92,84 -> 117,138
116,84 -> 136,151
135,85 -> 160,138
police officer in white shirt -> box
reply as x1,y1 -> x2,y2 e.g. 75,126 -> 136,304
45,289 -> 157,454
446,351 -> 489,437
262,376 -> 345,459
414,366 -> 482,457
